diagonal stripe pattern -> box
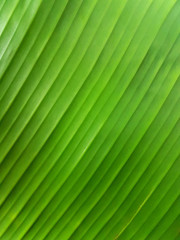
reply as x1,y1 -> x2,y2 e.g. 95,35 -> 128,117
0,0 -> 180,239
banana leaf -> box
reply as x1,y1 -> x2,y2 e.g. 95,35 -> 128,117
0,0 -> 180,239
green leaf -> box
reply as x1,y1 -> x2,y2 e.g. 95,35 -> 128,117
0,0 -> 180,239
